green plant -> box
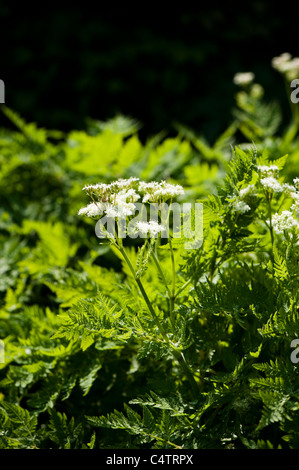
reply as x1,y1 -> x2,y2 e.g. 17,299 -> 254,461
1,53 -> 299,449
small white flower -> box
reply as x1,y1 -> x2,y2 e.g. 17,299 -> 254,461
293,178 -> 299,189
134,220 -> 165,237
283,58 -> 299,80
233,72 -> 255,86
257,165 -> 279,177
272,210 -> 298,234
291,199 -> 299,215
232,200 -> 251,214
260,176 -> 283,193
82,183 -> 110,194
138,181 -> 160,191
291,192 -> 299,203
104,201 -> 136,218
239,184 -> 256,199
142,193 -> 151,203
80,180 -> 141,219
78,202 -> 104,217
115,188 -> 140,204
104,205 -> 120,218
271,52 -> 292,71
159,182 -> 185,198
272,53 -> 299,80
78,206 -> 88,216
139,180 -> 184,203
282,183 -> 299,201
283,183 -> 297,195
99,189 -> 140,218
110,177 -> 139,190
83,178 -> 140,200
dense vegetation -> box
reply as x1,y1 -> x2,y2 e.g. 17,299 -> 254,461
1,55 -> 299,449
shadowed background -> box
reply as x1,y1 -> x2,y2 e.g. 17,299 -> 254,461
0,3 -> 297,141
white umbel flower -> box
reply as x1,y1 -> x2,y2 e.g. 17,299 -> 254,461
104,202 -> 136,218
232,200 -> 251,214
82,182 -> 110,194
271,53 -> 292,71
115,188 -> 140,204
83,178 -> 140,199
138,181 -> 160,191
139,180 -> 184,203
110,177 -> 140,190
78,202 -> 104,217
239,184 -> 256,199
80,181 -> 141,219
260,176 -> 283,193
272,53 -> 299,80
233,72 -> 255,86
133,220 -> 165,237
102,188 -> 140,218
291,199 -> 299,215
283,183 -> 297,195
272,210 -> 298,234
257,165 -> 279,177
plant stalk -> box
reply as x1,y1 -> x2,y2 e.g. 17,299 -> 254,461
116,240 -> 199,399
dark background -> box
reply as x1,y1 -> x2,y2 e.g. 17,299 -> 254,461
0,3 -> 297,142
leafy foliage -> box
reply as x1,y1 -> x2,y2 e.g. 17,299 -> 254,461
2,68 -> 299,450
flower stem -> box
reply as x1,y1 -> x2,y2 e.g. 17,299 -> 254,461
174,278 -> 192,300
117,242 -> 168,339
169,239 -> 176,327
152,250 -> 173,325
152,251 -> 171,299
267,192 -> 274,248
116,240 -> 199,399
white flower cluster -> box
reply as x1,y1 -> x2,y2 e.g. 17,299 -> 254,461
228,162 -> 299,233
229,184 -> 256,214
289,180 -> 299,215
257,163 -> 283,193
290,199 -> 299,215
293,178 -> 299,189
78,202 -> 104,217
83,177 -> 139,197
282,183 -> 297,197
257,165 -> 279,178
260,176 -> 283,193
272,210 -> 299,234
233,72 -> 255,86
104,189 -> 140,218
138,180 -> 184,203
231,200 -> 251,214
271,178 -> 299,234
272,52 -> 299,81
80,177 -> 141,219
239,184 -> 256,199
78,178 -> 184,220
133,220 -> 165,237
